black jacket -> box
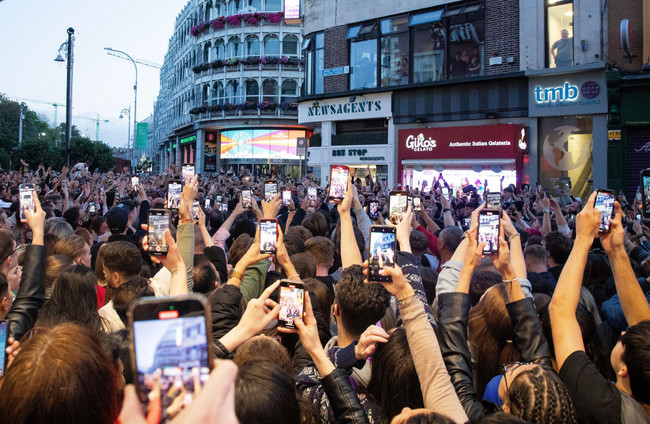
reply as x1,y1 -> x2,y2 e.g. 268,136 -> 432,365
208,283 -> 243,345
204,246 -> 228,285
437,292 -> 551,423
322,368 -> 370,424
7,245 -> 46,340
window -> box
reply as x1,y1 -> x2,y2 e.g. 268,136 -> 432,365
241,0 -> 261,12
304,32 -> 324,95
211,82 -> 225,105
546,0 -> 573,68
283,35 -> 299,56
213,39 -> 225,61
228,0 -> 240,15
262,79 -> 278,103
264,35 -> 280,55
380,15 -> 409,87
205,1 -> 212,20
226,80 -> 240,103
281,79 -> 298,102
227,36 -> 241,57
245,79 -> 259,102
203,42 -> 211,63
350,39 -> 377,89
202,84 -> 209,104
448,17 -> 485,79
264,0 -> 281,11
245,35 -> 260,56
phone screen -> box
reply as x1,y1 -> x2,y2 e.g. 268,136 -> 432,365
442,187 -> 450,200
217,195 -> 222,203
220,203 -> 228,212
89,202 -> 96,214
167,183 -> 182,210
130,297 -> 211,419
282,190 -> 291,206
368,226 -> 396,283
308,187 -> 317,207
260,219 -> 277,254
0,321 -> 7,377
486,192 -> 501,209
478,211 -> 500,255
595,190 -> 616,232
19,185 -> 34,221
264,182 -> 278,202
182,164 -> 195,181
148,210 -> 170,255
369,201 -> 379,219
242,190 -> 252,208
131,176 -> 139,187
388,192 -> 408,225
278,281 -> 305,329
192,201 -> 200,220
329,166 -> 349,202
643,174 -> 650,216
413,197 -> 422,212
205,198 -> 211,209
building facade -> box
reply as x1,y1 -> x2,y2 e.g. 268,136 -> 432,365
154,0 -> 309,177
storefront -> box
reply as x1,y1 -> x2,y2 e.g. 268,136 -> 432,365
398,124 -> 528,193
298,92 -> 394,187
527,66 -> 608,201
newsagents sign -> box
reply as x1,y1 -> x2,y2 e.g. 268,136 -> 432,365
298,92 -> 392,124
528,71 -> 607,117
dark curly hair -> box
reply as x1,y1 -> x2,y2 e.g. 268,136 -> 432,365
620,320 -> 650,405
335,265 -> 391,337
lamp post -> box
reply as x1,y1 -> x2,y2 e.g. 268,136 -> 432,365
55,27 -> 74,166
104,47 -> 137,169
120,105 -> 131,158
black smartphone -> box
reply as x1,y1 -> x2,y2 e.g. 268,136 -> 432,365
19,183 -> 35,221
128,295 -> 213,416
148,209 -> 171,255
278,280 -> 305,329
368,225 -> 396,283
182,163 -> 195,182
89,201 -> 96,215
308,187 -> 317,207
594,189 -> 616,233
641,169 -> 650,218
413,197 -> 422,212
192,201 -> 200,221
167,182 -> 182,210
282,190 -> 291,206
259,218 -> 278,254
242,189 -> 252,208
264,180 -> 278,202
388,191 -> 408,225
486,192 -> 501,210
328,165 -> 349,203
0,320 -> 7,377
478,210 -> 500,256
463,217 -> 471,227
369,201 -> 379,219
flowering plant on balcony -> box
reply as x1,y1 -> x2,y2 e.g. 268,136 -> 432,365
226,15 -> 242,26
241,56 -> 261,65
190,22 -> 209,37
257,101 -> 278,111
279,101 -> 298,111
243,12 -> 264,26
189,106 -> 208,115
210,17 -> 226,30
278,56 -> 290,64
210,60 -> 225,69
225,58 -> 239,66
265,12 -> 284,24
192,63 -> 211,73
264,56 -> 279,65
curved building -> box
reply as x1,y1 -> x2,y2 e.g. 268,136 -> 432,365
155,0 -> 309,177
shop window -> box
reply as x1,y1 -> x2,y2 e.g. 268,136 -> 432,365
245,79 -> 259,102
211,82 -> 225,105
539,116 -> 592,201
281,79 -> 298,102
263,79 -> 279,103
546,0 -> 573,68
213,39 -> 225,61
283,35 -> 299,56
304,32 -> 324,95
264,0 -> 281,11
245,35 -> 260,57
227,36 -> 241,57
264,34 -> 281,55
226,80 -> 240,103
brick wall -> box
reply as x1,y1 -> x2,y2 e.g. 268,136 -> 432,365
607,0 -> 644,71
485,0 -> 520,75
324,26 -> 349,93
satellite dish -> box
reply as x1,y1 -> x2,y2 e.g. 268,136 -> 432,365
620,19 -> 634,62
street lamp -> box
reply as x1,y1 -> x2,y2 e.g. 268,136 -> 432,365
55,27 -> 74,165
120,105 -> 131,155
104,47 -> 137,169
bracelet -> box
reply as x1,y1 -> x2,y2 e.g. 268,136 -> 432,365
288,273 -> 300,280
397,293 -> 416,304
503,277 -> 518,283
443,208 -> 451,213
508,233 -> 520,240
230,269 -> 245,281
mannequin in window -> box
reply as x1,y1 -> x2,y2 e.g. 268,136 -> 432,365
550,29 -> 573,67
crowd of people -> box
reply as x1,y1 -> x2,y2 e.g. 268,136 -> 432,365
0,162 -> 649,424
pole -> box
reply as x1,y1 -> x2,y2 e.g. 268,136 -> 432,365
65,27 -> 74,166
127,106 -> 131,157
18,105 -> 24,145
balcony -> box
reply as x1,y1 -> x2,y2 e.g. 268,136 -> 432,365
189,102 -> 298,122
192,56 -> 304,77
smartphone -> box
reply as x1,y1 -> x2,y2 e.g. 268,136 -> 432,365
441,186 -> 450,200
278,280 -> 305,329
167,182 -> 182,210
369,201 -> 379,219
478,210 -> 500,256
241,189 -> 252,209
308,187 -> 317,207
182,163 -> 195,182
486,192 -> 501,210
282,190 -> 291,206
642,169 -> 650,218
19,183 -> 35,221
368,225 -> 396,283
128,295 -> 213,415
217,195 -> 222,203
148,209 -> 171,255
131,176 -> 139,187
192,201 -> 200,220
205,198 -> 211,209
594,189 -> 616,233
89,201 -> 96,215
413,197 -> 422,212
0,320 -> 7,377
463,217 -> 471,227
259,218 -> 278,254
264,181 -> 278,203
388,191 -> 408,225
220,203 -> 228,212
328,165 -> 349,203
636,213 -> 642,221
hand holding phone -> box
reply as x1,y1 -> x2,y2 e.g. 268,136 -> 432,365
594,189 -> 616,233
478,210 -> 500,255
19,184 -> 35,221
368,225 -> 396,283
259,218 -> 278,254
264,181 -> 278,203
167,182 -> 182,210
278,280 -> 305,329
388,191 -> 408,225
242,189 -> 252,209
328,165 -> 350,203
148,209 -> 171,255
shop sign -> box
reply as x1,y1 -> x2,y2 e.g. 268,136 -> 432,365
180,135 -> 197,144
398,124 -> 526,160
298,93 -> 392,123
284,0 -> 300,19
322,66 -> 350,77
528,71 -> 607,117
608,130 -> 621,141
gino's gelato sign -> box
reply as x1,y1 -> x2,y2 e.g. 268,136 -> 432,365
405,133 -> 437,151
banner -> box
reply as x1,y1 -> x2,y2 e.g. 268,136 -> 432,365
135,122 -> 148,150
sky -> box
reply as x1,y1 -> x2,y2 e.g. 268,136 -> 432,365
0,0 -> 188,148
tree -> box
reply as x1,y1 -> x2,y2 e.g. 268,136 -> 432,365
13,137 -> 64,170
68,130 -> 114,172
